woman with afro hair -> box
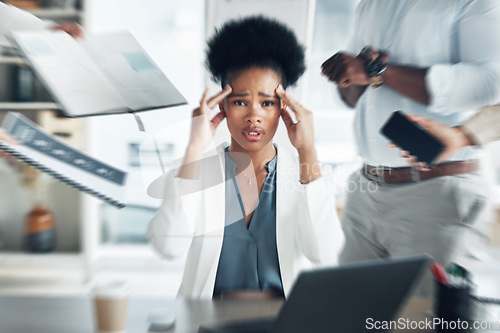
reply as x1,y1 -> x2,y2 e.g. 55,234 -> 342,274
149,16 -> 344,299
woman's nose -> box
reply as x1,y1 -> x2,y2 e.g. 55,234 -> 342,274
246,103 -> 262,123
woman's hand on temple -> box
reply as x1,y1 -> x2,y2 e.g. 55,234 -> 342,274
188,86 -> 232,152
275,85 -> 315,153
276,85 -> 320,183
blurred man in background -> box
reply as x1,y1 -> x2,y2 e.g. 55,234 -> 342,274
321,0 -> 500,295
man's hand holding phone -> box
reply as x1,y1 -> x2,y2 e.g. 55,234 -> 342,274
380,111 -> 445,169
387,113 -> 476,170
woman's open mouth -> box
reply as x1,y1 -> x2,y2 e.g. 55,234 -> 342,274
242,127 -> 264,142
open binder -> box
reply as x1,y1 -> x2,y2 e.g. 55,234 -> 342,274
0,112 -> 127,208
6,30 -> 187,117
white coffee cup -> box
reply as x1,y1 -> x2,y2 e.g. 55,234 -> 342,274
93,280 -> 130,333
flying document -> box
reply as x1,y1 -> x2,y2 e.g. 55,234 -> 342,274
6,30 -> 187,117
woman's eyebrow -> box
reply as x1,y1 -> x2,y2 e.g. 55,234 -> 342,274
259,92 -> 278,98
228,92 -> 249,98
228,92 -> 277,98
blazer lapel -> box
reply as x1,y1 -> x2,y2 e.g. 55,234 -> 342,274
275,144 -> 299,297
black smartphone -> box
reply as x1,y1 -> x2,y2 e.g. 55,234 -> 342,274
380,111 -> 444,166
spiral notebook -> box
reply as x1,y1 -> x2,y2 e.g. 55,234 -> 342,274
0,112 -> 127,208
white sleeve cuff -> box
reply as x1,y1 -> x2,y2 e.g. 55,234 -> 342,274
462,105 -> 500,146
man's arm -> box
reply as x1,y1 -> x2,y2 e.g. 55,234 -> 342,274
337,85 -> 367,108
382,65 -> 429,105
335,64 -> 429,107
322,49 -> 430,107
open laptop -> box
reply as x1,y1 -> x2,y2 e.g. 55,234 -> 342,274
198,254 -> 431,333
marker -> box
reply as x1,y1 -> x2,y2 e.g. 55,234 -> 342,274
430,262 -> 449,285
446,263 -> 470,287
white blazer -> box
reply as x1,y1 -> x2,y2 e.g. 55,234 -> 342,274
148,143 -> 344,299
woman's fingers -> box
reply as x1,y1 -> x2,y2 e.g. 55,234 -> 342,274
206,86 -> 232,109
281,108 -> 294,129
200,87 -> 210,105
275,85 -> 307,119
196,86 -> 231,117
194,88 -> 211,116
210,111 -> 226,129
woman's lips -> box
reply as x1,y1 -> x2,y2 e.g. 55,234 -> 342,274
242,127 -> 264,142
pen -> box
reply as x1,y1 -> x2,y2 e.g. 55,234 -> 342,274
430,262 -> 449,285
446,263 -> 470,287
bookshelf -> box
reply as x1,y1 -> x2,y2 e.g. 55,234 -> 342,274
0,102 -> 58,110
0,0 -> 87,111
26,7 -> 82,20
0,0 -> 91,282
0,56 -> 24,65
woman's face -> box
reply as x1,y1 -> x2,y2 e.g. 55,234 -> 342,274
221,67 -> 283,154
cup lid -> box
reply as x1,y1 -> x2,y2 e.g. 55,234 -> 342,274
92,280 -> 131,299
148,308 -> 176,331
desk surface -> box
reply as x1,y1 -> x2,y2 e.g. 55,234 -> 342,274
0,295 -> 431,333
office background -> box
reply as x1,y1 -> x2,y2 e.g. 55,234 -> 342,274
0,0 -> 499,296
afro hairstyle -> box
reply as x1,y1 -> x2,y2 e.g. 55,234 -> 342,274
206,15 -> 306,89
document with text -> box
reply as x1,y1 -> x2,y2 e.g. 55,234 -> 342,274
7,30 -> 187,117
